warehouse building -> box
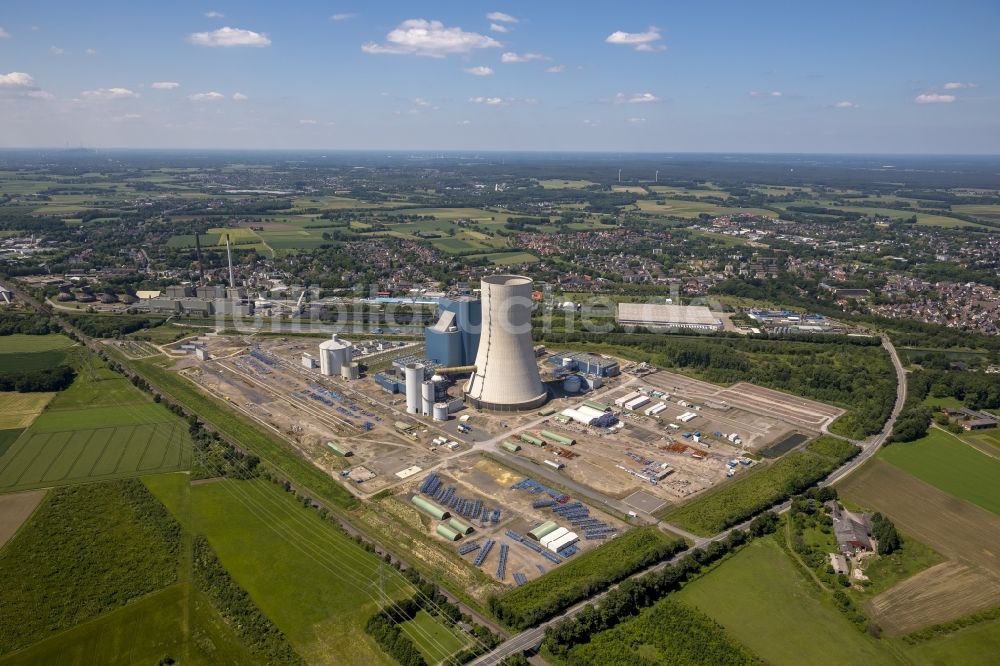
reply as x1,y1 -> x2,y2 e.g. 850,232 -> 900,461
547,351 -> 620,377
617,303 -> 722,331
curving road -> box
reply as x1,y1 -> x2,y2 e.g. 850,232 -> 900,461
470,335 -> 907,665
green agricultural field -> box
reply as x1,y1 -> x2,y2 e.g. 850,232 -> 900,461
953,203 -> 1000,223
903,617 -> 1000,666
677,537 -> 893,665
0,361 -> 192,493
0,583 -> 252,666
0,392 -> 55,429
0,334 -> 75,372
171,478 -> 432,666
0,428 -> 22,458
430,237 -> 490,253
0,479 -> 182,654
878,428 -> 1000,516
637,198 -> 775,219
398,610 -> 469,664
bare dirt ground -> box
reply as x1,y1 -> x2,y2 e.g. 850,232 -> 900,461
839,460 -> 1000,633
867,561 -> 1000,635
0,489 -> 46,548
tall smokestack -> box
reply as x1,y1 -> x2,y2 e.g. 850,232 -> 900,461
225,234 -> 235,289
464,275 -> 547,411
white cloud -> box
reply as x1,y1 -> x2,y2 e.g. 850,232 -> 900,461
612,92 -> 659,104
85,48 -> 98,55
834,100 -> 858,108
413,97 -> 431,107
501,51 -> 548,63
915,93 -> 955,104
0,72 -> 36,88
943,81 -> 976,90
299,119 -> 318,125
545,65 -> 565,74
463,65 -> 494,76
627,117 -> 647,125
152,81 -> 180,89
112,113 -> 142,122
457,119 -> 471,126
486,12 -> 518,23
205,11 -> 225,18
26,90 -> 55,100
232,92 -> 248,101
187,27 -> 271,47
0,27 -> 12,39
582,119 -> 600,127
81,87 -> 139,100
469,96 -> 506,105
188,91 -> 225,101
606,27 -> 665,52
362,19 -> 500,57
50,46 -> 65,55
490,23 -> 509,33
749,90 -> 783,97
330,13 -> 357,21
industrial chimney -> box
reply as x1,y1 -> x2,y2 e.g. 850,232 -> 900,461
464,275 -> 547,411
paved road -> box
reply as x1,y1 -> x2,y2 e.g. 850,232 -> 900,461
470,335 -> 908,665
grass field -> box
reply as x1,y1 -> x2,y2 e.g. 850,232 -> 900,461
159,478 -> 419,666
0,583 -> 252,666
904,616 -> 1000,665
0,361 -> 192,493
399,610 -> 468,664
0,334 -> 75,372
637,198 -> 775,219
878,429 -> 1000,516
537,179 -> 598,189
0,392 -> 54,429
0,479 -> 182,654
677,536 -> 894,664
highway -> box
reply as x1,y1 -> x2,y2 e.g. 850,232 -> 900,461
470,335 -> 908,665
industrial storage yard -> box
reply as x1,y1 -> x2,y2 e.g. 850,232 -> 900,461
141,275 -> 850,591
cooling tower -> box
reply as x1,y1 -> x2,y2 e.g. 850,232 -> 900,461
405,363 -> 424,414
464,275 -> 548,411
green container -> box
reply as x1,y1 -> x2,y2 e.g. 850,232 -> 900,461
448,517 -> 474,535
501,440 -> 522,453
411,495 -> 450,520
436,524 -> 461,541
540,430 -> 575,446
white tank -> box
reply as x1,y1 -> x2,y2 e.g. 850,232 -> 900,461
319,334 -> 352,376
421,381 -> 435,416
433,402 -> 449,421
404,363 -> 424,414
464,275 -> 547,411
340,362 -> 360,380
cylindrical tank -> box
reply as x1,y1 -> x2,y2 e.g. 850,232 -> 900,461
464,275 -> 547,411
433,403 -> 449,421
404,363 -> 424,414
319,334 -> 352,376
562,375 -> 582,393
411,495 -> 449,520
421,381 -> 435,416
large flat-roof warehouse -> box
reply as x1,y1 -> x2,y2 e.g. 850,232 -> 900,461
617,303 -> 722,331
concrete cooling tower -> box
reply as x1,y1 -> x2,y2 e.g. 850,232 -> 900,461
464,275 -> 548,411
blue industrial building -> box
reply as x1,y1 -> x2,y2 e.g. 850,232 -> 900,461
547,351 -> 620,377
424,296 -> 482,367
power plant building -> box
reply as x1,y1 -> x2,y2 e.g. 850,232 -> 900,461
464,275 -> 548,411
425,296 -> 482,367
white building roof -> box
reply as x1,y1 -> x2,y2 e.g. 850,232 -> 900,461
617,302 -> 719,327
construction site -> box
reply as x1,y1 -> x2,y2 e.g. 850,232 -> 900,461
149,274 -> 847,585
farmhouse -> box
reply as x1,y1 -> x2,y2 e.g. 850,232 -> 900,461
826,500 -> 873,556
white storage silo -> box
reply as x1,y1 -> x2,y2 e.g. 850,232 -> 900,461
404,363 -> 424,414
433,402 -> 449,421
319,334 -> 352,376
421,381 -> 435,416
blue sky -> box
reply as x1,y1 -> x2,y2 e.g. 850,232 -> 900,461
1,0 -> 998,152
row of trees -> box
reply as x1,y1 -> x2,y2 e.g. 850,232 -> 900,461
543,513 -> 779,659
193,535 -> 305,665
0,365 -> 76,392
